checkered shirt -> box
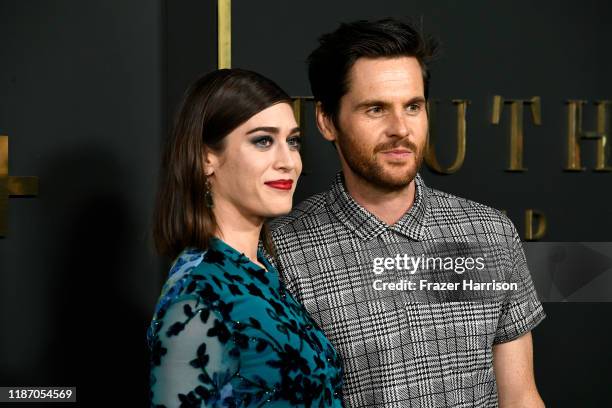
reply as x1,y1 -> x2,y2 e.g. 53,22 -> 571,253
270,172 -> 545,407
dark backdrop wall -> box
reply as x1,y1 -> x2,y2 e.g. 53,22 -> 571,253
0,0 -> 611,407
0,1 -> 170,406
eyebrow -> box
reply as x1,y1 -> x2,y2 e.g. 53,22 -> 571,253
246,126 -> 301,135
354,96 -> 427,110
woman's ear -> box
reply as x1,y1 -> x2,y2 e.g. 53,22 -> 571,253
204,149 -> 216,176
315,102 -> 337,143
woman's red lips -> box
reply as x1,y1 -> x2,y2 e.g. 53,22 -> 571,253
265,179 -> 293,190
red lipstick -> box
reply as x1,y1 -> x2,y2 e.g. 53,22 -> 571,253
265,179 -> 293,190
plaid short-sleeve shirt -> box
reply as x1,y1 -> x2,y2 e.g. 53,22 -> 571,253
270,172 -> 545,407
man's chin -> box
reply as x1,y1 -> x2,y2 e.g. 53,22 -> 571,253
382,165 -> 418,182
366,169 -> 417,191
344,154 -> 421,191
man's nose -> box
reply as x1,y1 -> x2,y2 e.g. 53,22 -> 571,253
386,109 -> 410,138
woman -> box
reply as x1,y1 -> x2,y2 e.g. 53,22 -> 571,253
148,69 -> 343,407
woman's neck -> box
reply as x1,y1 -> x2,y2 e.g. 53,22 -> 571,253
213,203 -> 265,267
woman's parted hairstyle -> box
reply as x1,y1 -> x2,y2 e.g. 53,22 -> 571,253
154,68 -> 291,259
307,18 -> 438,127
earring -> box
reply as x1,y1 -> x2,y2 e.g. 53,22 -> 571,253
204,178 -> 214,208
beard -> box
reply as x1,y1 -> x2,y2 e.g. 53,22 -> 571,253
336,128 -> 424,192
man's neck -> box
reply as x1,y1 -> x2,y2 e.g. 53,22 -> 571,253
343,171 -> 416,226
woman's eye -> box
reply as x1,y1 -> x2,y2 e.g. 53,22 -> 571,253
287,136 -> 302,150
252,135 -> 273,148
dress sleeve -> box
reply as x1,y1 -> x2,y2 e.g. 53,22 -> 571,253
493,222 -> 546,344
150,297 -> 239,407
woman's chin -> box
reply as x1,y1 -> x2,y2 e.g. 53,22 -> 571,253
261,201 -> 294,218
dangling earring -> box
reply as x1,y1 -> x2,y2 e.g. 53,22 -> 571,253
204,177 -> 214,208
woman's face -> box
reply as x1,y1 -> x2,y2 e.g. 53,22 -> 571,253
206,102 -> 302,223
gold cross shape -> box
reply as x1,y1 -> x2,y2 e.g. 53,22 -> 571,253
0,135 -> 39,237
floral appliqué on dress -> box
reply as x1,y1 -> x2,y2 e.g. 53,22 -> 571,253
148,238 -> 343,407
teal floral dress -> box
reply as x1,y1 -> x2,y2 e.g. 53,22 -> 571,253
147,238 -> 343,407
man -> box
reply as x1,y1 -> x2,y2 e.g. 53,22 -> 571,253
271,19 -> 545,407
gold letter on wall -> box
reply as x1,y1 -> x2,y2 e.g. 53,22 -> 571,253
217,0 -> 231,69
291,96 -> 314,129
0,136 -> 39,237
524,209 -> 547,241
564,100 -> 612,172
424,100 -> 469,174
491,95 -> 542,172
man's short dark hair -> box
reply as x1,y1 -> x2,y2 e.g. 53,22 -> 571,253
307,18 -> 438,126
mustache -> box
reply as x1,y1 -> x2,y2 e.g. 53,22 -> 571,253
373,139 -> 418,154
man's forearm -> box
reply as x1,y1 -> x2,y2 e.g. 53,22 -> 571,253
499,389 -> 545,408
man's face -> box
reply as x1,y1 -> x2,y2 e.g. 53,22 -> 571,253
331,56 -> 428,191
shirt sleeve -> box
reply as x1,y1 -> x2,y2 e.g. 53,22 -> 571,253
493,222 -> 546,344
150,297 -> 239,407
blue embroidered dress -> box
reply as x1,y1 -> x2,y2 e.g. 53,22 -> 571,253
148,238 -> 344,407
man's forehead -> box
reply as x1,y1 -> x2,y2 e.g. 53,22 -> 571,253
346,56 -> 424,96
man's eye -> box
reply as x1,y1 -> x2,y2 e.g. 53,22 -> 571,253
407,104 -> 422,113
251,135 -> 273,148
287,136 -> 302,150
366,106 -> 383,115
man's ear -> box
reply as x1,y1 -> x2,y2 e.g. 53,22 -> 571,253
315,102 -> 337,143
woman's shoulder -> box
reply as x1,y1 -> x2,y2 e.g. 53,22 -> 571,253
148,248 -> 234,342
167,248 -> 207,280
152,249 -> 225,318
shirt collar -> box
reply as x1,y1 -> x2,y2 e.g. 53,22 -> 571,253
325,171 -> 429,241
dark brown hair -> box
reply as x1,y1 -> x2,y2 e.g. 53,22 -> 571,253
308,18 -> 438,127
153,68 -> 291,259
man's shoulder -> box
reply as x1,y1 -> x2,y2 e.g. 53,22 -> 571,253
424,184 -> 518,238
426,184 -> 503,216
270,191 -> 331,235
